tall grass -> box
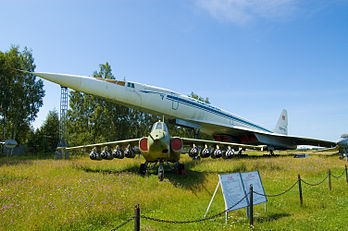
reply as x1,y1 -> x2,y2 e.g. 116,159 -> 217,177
0,153 -> 347,230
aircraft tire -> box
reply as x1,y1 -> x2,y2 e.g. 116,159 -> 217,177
158,170 -> 164,181
139,164 -> 147,175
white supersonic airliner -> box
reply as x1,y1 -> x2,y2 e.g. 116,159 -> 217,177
29,71 -> 347,158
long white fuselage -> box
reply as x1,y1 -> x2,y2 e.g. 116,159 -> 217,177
34,72 -> 272,138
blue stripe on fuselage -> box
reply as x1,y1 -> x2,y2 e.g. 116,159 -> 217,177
166,95 -> 272,133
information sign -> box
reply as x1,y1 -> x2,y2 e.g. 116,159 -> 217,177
240,171 -> 267,206
205,171 -> 267,222
219,174 -> 249,211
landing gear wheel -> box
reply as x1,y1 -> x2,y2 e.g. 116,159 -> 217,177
139,164 -> 147,175
158,162 -> 164,181
158,170 -> 164,181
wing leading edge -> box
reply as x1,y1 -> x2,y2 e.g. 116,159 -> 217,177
58,138 -> 141,151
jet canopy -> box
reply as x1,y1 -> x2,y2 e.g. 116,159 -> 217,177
151,121 -> 168,133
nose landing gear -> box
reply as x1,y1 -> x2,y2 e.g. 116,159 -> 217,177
158,162 -> 164,181
139,160 -> 185,181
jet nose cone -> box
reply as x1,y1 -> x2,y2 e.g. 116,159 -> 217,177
32,72 -> 83,89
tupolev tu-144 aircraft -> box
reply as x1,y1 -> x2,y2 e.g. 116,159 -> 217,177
28,71 -> 348,179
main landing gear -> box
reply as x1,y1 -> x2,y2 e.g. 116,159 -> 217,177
268,146 -> 275,156
139,160 -> 185,181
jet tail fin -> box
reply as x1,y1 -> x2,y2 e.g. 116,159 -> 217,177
274,109 -> 288,135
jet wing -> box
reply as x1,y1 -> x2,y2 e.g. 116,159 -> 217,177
180,137 -> 265,151
311,146 -> 339,153
188,119 -> 337,149
58,138 -> 141,151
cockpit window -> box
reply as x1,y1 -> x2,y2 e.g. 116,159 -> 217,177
127,82 -> 135,88
151,123 -> 157,132
163,123 -> 168,132
151,121 -> 167,132
341,134 -> 348,138
156,123 -> 162,130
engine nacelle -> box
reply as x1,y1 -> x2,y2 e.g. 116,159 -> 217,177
101,146 -> 113,160
90,148 -> 102,160
189,145 -> 199,158
171,138 -> 183,152
200,146 -> 211,158
112,146 -> 125,159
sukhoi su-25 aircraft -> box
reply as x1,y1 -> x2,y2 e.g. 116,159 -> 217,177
28,71 -> 348,180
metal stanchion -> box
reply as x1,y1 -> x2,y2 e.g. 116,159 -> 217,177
134,204 -> 140,231
249,185 -> 253,226
298,174 -> 303,206
329,169 -> 332,191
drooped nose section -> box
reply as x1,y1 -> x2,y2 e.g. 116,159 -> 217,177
33,72 -> 83,89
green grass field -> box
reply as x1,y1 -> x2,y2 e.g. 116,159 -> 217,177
1,152 -> 347,231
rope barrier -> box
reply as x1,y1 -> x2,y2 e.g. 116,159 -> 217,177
141,193 -> 250,224
253,180 -> 299,197
331,170 -> 345,179
301,175 -> 329,186
111,217 -> 135,230
111,165 -> 347,229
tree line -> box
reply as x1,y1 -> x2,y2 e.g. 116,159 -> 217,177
1,46 -> 209,156
0,46 -> 44,146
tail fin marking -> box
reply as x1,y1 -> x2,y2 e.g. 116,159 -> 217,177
274,109 -> 288,135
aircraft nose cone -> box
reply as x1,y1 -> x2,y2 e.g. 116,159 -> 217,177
33,72 -> 83,89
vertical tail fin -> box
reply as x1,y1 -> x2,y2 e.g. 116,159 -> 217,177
274,109 -> 288,135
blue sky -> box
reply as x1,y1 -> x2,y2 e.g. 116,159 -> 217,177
1,0 -> 347,141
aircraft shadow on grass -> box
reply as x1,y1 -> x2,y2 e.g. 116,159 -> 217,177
73,151 -> 338,196
75,161 -> 210,194
75,155 -> 283,194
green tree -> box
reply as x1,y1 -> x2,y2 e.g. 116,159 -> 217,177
0,46 -> 45,143
27,110 -> 59,155
189,91 -> 210,104
40,110 -> 59,153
